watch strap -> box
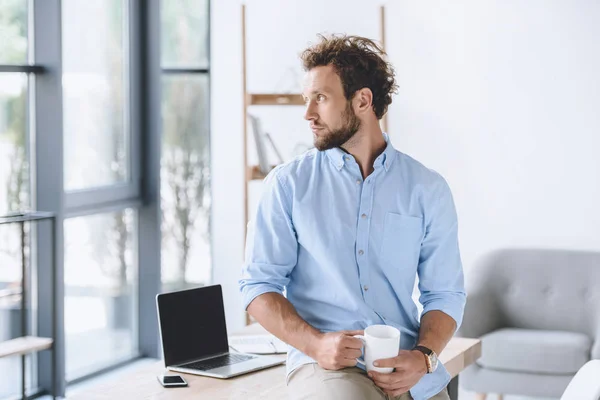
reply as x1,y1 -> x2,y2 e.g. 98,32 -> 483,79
413,345 -> 433,373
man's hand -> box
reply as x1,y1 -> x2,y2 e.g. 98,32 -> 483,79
307,330 -> 364,370
368,350 -> 427,397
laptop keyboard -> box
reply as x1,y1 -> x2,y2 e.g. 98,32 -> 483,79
180,353 -> 256,371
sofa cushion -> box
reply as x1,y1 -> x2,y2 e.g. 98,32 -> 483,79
478,328 -> 592,374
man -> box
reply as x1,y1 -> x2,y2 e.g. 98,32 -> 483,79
239,34 -> 466,400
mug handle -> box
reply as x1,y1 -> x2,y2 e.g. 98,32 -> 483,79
353,334 -> 366,367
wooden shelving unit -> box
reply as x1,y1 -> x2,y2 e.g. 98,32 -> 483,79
0,211 -> 57,399
241,4 -> 308,236
241,5 -> 388,324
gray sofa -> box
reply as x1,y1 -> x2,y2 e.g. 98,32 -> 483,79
458,249 -> 600,398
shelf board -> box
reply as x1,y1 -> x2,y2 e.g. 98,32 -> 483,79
247,93 -> 304,106
0,336 -> 53,359
247,165 -> 279,181
247,165 -> 268,180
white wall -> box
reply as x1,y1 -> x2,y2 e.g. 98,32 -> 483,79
211,0 -> 600,332
387,1 -> 600,269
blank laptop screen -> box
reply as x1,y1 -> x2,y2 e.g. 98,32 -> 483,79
157,285 -> 229,366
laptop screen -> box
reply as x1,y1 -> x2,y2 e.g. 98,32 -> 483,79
157,285 -> 229,366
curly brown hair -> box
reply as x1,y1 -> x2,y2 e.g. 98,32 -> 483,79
300,34 -> 398,120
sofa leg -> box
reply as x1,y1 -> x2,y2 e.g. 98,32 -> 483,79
475,394 -> 487,400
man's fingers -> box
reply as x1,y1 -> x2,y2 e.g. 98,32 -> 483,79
374,380 -> 400,390
340,335 -> 365,349
369,371 -> 400,385
342,349 -> 363,359
369,372 -> 411,394
338,357 -> 359,368
374,377 -> 406,389
372,356 -> 398,368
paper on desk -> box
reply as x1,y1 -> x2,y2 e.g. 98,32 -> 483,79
228,334 -> 288,354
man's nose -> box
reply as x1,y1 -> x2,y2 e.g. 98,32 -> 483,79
304,100 -> 317,121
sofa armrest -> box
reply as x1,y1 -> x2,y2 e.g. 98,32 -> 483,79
457,287 -> 503,338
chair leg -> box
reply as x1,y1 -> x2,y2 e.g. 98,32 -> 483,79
475,394 -> 487,400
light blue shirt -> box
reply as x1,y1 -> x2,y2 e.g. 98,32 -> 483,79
239,133 -> 466,400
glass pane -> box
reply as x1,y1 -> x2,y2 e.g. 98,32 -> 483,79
0,222 -> 34,398
0,73 -> 29,214
0,0 -> 28,64
62,0 -> 129,191
161,74 -> 211,292
161,0 -> 209,68
64,209 -> 138,380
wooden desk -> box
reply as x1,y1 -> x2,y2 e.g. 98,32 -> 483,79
69,325 -> 481,400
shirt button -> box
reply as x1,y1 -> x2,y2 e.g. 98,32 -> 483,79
361,213 -> 367,219
358,250 -> 364,256
363,285 -> 369,291
356,179 -> 361,184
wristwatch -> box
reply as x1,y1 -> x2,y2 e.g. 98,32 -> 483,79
413,345 -> 438,373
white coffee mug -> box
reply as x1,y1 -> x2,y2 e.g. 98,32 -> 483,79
353,325 -> 400,373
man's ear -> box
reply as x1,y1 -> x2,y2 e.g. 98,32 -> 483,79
353,88 -> 373,115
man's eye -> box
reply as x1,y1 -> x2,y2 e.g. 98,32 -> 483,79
317,94 -> 325,102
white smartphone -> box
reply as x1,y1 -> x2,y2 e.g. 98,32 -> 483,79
157,374 -> 188,388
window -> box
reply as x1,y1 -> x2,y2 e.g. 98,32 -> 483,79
160,0 -> 211,292
62,0 -> 130,191
161,0 -> 209,69
64,210 -> 137,380
0,74 -> 29,213
0,0 -> 28,65
61,0 -> 139,382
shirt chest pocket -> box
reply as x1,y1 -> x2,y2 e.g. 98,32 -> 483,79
380,212 -> 424,269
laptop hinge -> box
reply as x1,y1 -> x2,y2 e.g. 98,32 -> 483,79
173,351 -> 231,367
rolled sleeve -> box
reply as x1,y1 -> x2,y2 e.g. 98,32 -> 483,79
418,177 -> 467,329
239,167 -> 298,310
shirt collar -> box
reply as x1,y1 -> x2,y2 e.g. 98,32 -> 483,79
325,132 -> 396,172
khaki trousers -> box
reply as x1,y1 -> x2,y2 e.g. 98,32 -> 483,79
287,363 -> 451,400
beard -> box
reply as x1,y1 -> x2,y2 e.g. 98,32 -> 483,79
313,102 -> 361,151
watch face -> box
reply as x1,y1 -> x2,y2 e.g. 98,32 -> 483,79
430,352 -> 439,372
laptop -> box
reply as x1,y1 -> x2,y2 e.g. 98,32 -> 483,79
156,284 -> 285,379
